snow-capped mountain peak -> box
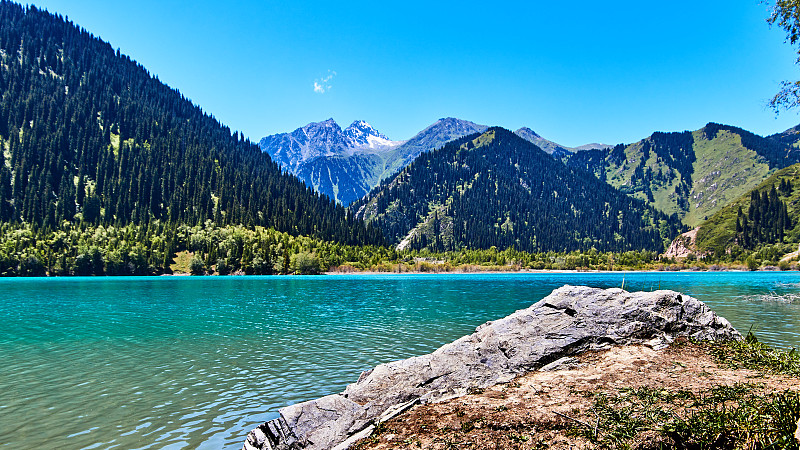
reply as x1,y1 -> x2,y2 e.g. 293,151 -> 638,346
344,120 -> 400,149
259,119 -> 404,171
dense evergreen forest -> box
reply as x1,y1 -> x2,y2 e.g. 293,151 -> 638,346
703,123 -> 799,168
568,131 -> 696,206
735,184 -> 793,249
696,163 -> 800,258
353,128 -> 684,253
0,2 -> 382,247
0,221 -> 397,276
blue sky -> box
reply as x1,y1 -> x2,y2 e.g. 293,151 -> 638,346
26,0 -> 800,147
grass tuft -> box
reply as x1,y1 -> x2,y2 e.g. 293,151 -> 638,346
710,332 -> 800,377
578,384 -> 800,449
570,337 -> 800,449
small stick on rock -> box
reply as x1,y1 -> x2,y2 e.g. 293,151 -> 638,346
553,411 -> 593,430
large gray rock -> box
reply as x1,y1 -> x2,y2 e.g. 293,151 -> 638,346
242,285 -> 741,450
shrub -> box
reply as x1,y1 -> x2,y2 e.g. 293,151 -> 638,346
189,257 -> 205,275
216,258 -> 231,275
290,252 -> 320,275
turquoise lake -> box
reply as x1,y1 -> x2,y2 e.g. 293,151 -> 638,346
1,272 -> 799,449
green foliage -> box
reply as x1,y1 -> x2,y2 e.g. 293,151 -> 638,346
189,257 -> 205,276
575,338 -> 800,449
580,384 -> 800,449
215,258 -> 231,275
353,128 -> 682,253
768,0 -> 800,112
711,332 -> 800,377
290,251 -> 320,275
697,164 -> 800,256
0,2 -> 382,246
0,220 -> 707,276
736,186 -> 792,249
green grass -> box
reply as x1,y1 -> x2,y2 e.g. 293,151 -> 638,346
169,250 -> 194,274
696,164 -> 800,255
711,331 -> 800,377
579,385 -> 800,449
684,129 -> 772,227
599,129 -> 773,228
571,337 -> 800,449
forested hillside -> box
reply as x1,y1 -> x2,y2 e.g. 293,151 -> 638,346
352,128 -> 682,253
0,2 -> 382,245
564,123 -> 800,227
696,163 -> 800,257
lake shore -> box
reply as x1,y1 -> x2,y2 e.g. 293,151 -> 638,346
323,267 -> 758,275
155,266 -> 780,276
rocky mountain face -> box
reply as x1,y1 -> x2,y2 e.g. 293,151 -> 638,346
259,118 -> 601,206
242,285 -> 740,450
564,123 -> 800,227
384,118 -> 489,174
513,127 -> 572,158
259,118 -> 488,205
342,120 -> 395,148
512,127 -> 611,158
351,127 -> 681,253
573,142 -> 614,151
258,119 -> 401,174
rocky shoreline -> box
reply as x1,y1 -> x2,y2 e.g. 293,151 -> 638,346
243,285 -> 744,450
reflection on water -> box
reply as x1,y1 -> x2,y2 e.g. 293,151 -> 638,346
0,272 -> 798,449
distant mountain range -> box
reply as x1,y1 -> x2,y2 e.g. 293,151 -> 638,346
260,119 -> 604,205
260,118 -> 485,204
351,127 -> 681,253
513,127 -> 612,158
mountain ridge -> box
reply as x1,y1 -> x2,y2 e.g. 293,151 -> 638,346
695,163 -> 800,256
563,122 -> 800,227
351,127 -> 682,253
260,118 -> 602,205
260,117 -> 490,205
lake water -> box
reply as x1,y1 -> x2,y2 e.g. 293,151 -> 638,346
1,272 -> 799,449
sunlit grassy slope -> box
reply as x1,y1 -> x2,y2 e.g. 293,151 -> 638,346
696,163 -> 800,254
580,125 -> 781,228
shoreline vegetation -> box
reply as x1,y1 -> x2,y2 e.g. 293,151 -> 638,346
0,222 -> 798,277
352,336 -> 800,450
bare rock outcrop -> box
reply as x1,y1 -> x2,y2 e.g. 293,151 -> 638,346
663,227 -> 703,259
243,285 -> 741,450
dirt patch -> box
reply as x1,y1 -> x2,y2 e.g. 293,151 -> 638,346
353,341 -> 800,449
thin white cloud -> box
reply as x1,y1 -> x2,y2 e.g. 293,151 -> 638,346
313,70 -> 336,94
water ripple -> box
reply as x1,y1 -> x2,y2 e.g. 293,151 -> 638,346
0,273 -> 799,449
